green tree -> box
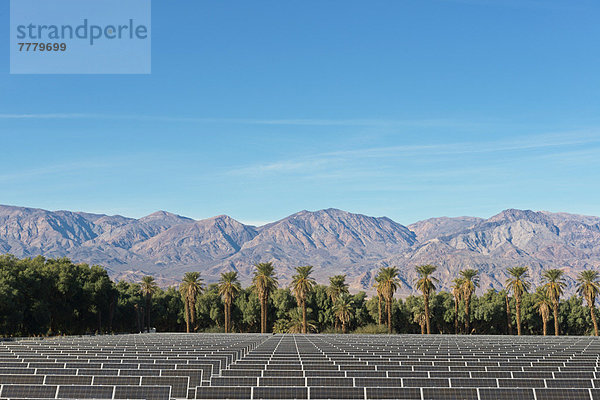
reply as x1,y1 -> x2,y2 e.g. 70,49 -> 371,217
290,266 -> 316,333
287,307 -> 316,333
542,269 -> 566,336
376,266 -> 402,333
450,278 -> 463,334
374,274 -> 384,325
415,265 -> 438,334
459,269 -> 479,334
196,284 -> 224,331
576,270 -> 600,336
153,286 -> 185,332
252,262 -> 278,333
327,275 -> 349,330
234,288 -> 260,333
179,272 -> 203,333
333,293 -> 354,333
502,290 -> 513,335
218,271 -> 241,333
505,266 -> 531,336
534,288 -> 552,336
140,276 -> 158,332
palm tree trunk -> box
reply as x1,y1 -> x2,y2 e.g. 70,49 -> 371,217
190,297 -> 196,332
261,296 -> 267,333
134,304 -> 141,332
259,296 -> 264,333
454,297 -> 459,334
420,322 -> 425,335
224,301 -> 229,333
108,299 -> 115,333
145,295 -> 151,333
590,304 -> 598,336
505,295 -> 513,335
516,297 -> 522,336
342,320 -> 346,334
184,299 -> 190,333
553,303 -> 559,336
424,293 -> 431,335
227,302 -> 232,333
543,317 -> 547,336
378,296 -> 383,325
302,300 -> 307,334
465,298 -> 470,334
387,299 -> 392,334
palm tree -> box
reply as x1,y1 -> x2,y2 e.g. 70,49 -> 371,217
577,270 -> 600,336
542,269 -> 566,336
290,266 -> 316,333
450,278 -> 463,334
333,293 -> 354,333
535,288 -> 552,336
252,262 -> 278,333
505,266 -> 531,336
414,309 -> 427,335
459,269 -> 479,334
140,276 -> 158,333
376,266 -> 402,333
287,307 -> 316,334
503,290 -> 513,335
414,265 -> 438,334
374,274 -> 384,325
218,271 -> 241,333
327,275 -> 349,329
179,272 -> 204,333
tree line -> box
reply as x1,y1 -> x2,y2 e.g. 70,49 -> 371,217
0,255 -> 598,337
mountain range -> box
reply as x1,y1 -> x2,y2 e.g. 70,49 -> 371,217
1,204 -> 599,296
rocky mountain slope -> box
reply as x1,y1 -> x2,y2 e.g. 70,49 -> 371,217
1,204 -> 599,296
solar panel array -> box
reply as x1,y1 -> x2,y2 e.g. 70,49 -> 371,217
1,334 -> 599,399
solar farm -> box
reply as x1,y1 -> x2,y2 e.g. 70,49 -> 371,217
1,334 -> 599,400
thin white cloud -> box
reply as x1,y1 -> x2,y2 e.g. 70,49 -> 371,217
0,113 -> 96,119
0,113 -> 484,128
226,130 -> 600,177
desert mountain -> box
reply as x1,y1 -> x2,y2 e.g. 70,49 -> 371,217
1,205 -> 599,296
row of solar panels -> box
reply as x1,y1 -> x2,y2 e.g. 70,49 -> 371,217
2,385 -> 600,400
1,334 -> 599,400
0,334 -> 271,399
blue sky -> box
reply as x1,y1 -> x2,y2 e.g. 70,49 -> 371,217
1,0 -> 599,225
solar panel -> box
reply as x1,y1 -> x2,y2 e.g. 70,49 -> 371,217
113,385 -> 171,400
92,376 -> 141,385
450,378 -> 497,387
403,378 -> 449,387
306,377 -> 354,387
44,375 -> 93,385
253,386 -> 308,399
195,386 -> 251,399
354,378 -> 402,387
422,388 -> 478,400
56,385 -> 114,399
0,375 -> 43,384
498,378 -> 546,388
546,379 -> 593,388
534,388 -> 593,400
258,377 -> 305,386
478,388 -> 535,400
0,385 -> 58,399
309,387 -> 365,399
